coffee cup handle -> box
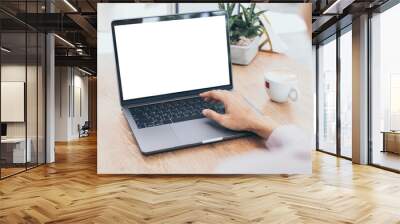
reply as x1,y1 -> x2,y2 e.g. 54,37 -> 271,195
289,88 -> 298,101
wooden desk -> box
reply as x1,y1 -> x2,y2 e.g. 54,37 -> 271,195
98,50 -> 313,174
382,131 -> 400,154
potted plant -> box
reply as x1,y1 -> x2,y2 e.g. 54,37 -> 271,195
219,3 -> 267,65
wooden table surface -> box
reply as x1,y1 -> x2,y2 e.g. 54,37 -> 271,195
97,51 -> 313,174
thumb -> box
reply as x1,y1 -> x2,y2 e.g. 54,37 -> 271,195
202,109 -> 224,123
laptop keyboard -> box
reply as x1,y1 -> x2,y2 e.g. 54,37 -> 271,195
129,97 -> 225,129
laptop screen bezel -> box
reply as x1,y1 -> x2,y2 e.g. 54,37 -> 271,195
111,10 -> 233,107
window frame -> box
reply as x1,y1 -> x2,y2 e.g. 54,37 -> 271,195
315,24 -> 353,160
0,0 -> 48,180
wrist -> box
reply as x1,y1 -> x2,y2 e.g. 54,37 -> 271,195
248,115 -> 278,139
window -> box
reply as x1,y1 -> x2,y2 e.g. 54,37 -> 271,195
390,74 -> 400,130
371,2 -> 400,171
0,1 -> 47,179
316,26 -> 353,159
317,37 -> 337,154
340,29 -> 352,158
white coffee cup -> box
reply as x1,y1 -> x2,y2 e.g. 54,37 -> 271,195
264,71 -> 298,103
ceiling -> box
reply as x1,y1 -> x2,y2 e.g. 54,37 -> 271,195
312,0 -> 390,43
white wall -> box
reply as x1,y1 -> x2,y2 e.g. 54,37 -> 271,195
71,73 -> 89,138
1,82 -> 24,122
55,66 -> 70,141
55,67 -> 89,141
1,65 -> 26,137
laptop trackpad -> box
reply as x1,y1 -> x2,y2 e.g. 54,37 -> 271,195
136,125 -> 179,154
171,118 -> 235,145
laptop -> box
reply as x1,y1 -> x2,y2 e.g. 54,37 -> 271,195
111,11 -> 250,155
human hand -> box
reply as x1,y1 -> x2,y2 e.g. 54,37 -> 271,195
200,90 -> 278,139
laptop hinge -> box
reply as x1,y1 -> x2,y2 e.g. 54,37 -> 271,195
122,94 -> 200,108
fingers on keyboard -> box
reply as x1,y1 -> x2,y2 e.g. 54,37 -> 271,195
130,97 -> 225,129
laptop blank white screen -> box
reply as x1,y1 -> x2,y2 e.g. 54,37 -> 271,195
114,15 -> 231,101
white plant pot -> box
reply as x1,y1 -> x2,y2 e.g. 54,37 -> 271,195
230,36 -> 260,65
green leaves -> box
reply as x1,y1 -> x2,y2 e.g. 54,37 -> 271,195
218,3 -> 236,17
219,3 -> 267,44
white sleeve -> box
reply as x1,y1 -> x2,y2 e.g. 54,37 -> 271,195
265,125 -> 310,154
215,124 -> 312,174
